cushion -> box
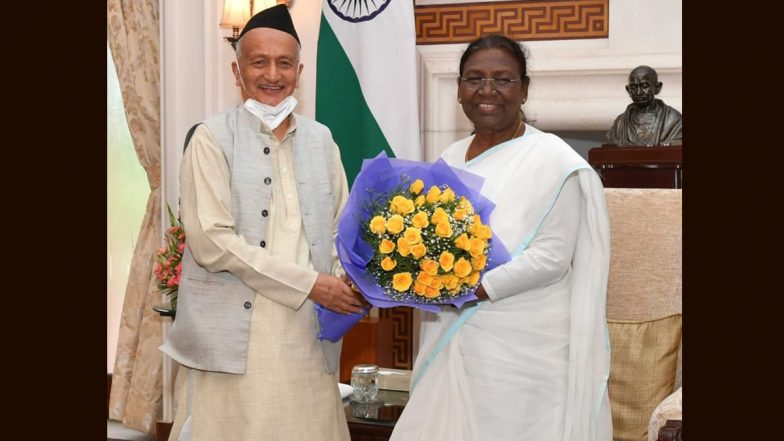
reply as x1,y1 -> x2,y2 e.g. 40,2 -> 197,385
608,314 -> 682,441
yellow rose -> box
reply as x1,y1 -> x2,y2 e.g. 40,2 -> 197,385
415,195 -> 426,207
431,207 -> 449,225
379,239 -> 395,254
392,272 -> 413,292
412,211 -> 430,229
453,257 -> 472,278
413,280 -> 428,296
471,254 -> 487,270
416,271 -> 436,286
403,227 -> 422,244
477,224 -> 493,240
435,221 -> 453,238
386,214 -> 405,235
439,187 -> 455,203
454,208 -> 467,221
454,233 -> 471,251
426,185 -> 442,204
469,238 -> 487,258
420,259 -> 439,276
439,251 -> 455,272
409,179 -> 425,195
424,286 -> 441,298
381,256 -> 397,271
466,271 -> 481,286
369,215 -> 386,235
390,195 -> 415,215
459,197 -> 475,214
396,237 -> 411,257
411,243 -> 427,259
440,273 -> 460,291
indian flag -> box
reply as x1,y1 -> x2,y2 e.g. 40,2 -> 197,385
316,0 -> 421,184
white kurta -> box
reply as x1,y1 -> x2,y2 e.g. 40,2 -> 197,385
391,125 -> 613,441
168,117 -> 351,441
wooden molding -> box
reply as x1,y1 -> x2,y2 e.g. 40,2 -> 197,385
415,0 -> 609,45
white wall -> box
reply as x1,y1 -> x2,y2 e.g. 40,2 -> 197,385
162,0 -> 682,184
416,0 -> 683,159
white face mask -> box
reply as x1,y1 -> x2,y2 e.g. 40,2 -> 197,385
243,96 -> 298,131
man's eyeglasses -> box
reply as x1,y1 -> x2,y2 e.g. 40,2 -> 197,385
458,77 -> 522,91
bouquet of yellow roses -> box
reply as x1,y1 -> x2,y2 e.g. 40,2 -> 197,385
317,152 -> 510,341
364,177 -> 493,303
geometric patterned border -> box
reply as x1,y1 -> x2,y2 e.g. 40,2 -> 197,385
378,306 -> 414,369
415,0 -> 608,45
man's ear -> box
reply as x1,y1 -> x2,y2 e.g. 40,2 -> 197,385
231,61 -> 241,87
654,82 -> 663,95
625,85 -> 632,95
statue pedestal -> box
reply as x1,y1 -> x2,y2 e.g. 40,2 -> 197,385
588,145 -> 682,189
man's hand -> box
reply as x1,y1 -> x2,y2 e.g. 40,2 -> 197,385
309,273 -> 368,314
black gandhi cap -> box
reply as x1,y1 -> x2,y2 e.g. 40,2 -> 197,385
238,4 -> 300,44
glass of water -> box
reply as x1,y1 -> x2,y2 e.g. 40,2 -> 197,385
350,364 -> 379,402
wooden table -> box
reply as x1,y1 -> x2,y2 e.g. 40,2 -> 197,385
344,389 -> 408,441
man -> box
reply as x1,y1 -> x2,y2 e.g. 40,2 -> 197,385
160,5 -> 364,440
607,65 -> 683,146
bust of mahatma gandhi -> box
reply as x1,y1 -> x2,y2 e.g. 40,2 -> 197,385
607,66 -> 682,146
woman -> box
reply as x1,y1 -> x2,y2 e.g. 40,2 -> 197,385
390,35 -> 613,441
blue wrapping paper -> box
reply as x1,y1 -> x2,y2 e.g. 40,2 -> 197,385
316,152 -> 511,341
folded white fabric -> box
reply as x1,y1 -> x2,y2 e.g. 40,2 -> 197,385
338,383 -> 354,400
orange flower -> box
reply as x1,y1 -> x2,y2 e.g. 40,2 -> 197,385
390,195 -> 415,215
412,211 -> 430,229
454,233 -> 471,251
439,251 -> 455,272
440,273 -> 460,291
420,259 -> 439,276
466,271 -> 481,287
411,243 -> 427,259
396,237 -> 411,257
381,256 -> 397,271
409,179 -> 425,195
476,224 -> 493,240
413,280 -> 428,296
416,271 -> 436,286
439,187 -> 456,203
471,254 -> 487,270
379,239 -> 395,254
454,208 -> 467,221
414,195 -> 426,207
435,221 -> 453,238
369,215 -> 387,235
453,257 -> 472,278
424,285 -> 441,298
426,185 -> 442,204
458,197 -> 475,214
392,272 -> 413,292
431,207 -> 449,225
386,214 -> 405,235
403,227 -> 422,244
469,238 -> 487,258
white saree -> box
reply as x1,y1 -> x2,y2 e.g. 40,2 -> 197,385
390,125 -> 613,441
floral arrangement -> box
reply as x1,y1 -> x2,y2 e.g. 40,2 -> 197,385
316,152 -> 511,342
153,205 -> 185,310
362,178 -> 493,303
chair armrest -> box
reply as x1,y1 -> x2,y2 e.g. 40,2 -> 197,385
657,419 -> 682,441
